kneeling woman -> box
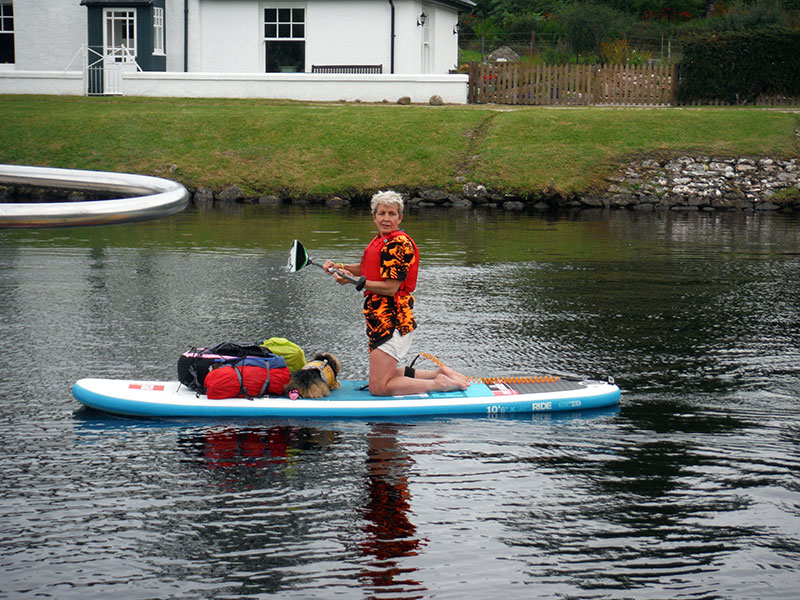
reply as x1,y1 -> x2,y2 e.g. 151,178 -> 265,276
323,191 -> 468,396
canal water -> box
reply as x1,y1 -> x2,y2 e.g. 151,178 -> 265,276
1,206 -> 798,599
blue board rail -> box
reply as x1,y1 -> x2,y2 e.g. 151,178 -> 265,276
72,378 -> 622,419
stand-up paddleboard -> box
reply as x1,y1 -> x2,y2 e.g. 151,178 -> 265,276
72,376 -> 620,419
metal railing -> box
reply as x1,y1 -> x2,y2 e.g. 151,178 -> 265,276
0,164 -> 189,228
64,45 -> 142,96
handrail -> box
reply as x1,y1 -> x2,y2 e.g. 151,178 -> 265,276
0,164 -> 189,228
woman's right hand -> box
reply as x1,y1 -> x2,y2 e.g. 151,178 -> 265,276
322,260 -> 352,285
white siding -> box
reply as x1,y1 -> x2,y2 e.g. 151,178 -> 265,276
197,0 -> 261,72
391,1 -> 420,74
194,0 -> 460,75
3,0 -> 464,75
165,0 -> 189,72
11,0 -> 85,71
306,1 -> 389,71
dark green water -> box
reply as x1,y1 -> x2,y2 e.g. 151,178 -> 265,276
1,205 -> 798,599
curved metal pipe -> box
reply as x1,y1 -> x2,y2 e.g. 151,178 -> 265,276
0,164 -> 189,228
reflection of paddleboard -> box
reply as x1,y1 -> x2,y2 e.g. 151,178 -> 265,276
72,377 -> 620,419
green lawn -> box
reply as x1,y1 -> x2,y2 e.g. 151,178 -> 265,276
1,95 -> 797,197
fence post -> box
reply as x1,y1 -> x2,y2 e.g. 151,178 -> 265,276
468,61 -> 476,103
585,64 -> 591,105
670,63 -> 677,106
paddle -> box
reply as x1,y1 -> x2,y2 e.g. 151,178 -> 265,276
288,239 -> 367,291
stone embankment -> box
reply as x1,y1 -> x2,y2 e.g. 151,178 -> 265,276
2,156 -> 798,212
189,155 -> 800,212
592,156 -> 800,212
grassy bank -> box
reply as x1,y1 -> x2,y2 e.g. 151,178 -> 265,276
0,95 -> 797,197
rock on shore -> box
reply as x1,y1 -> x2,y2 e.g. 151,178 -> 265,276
596,156 -> 800,212
2,155 -> 797,213
188,155 -> 800,212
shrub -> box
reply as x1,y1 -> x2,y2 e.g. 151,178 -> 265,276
677,27 -> 800,104
560,2 -> 634,56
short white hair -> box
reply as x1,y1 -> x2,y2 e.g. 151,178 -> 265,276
370,190 -> 404,215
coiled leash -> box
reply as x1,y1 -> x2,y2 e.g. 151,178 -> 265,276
407,352 -> 561,385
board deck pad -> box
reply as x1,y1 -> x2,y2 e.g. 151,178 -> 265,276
487,379 -> 586,395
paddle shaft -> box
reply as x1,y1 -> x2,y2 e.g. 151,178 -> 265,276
289,239 -> 366,292
309,257 -> 367,291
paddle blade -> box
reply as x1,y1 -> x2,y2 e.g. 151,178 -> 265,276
287,239 -> 308,272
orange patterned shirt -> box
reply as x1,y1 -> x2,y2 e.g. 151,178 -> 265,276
361,233 -> 418,351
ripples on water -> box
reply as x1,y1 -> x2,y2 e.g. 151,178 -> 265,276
1,208 -> 799,599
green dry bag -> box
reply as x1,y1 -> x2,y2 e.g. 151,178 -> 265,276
259,337 -> 307,373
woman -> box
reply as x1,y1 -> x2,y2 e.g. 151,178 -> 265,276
322,191 -> 468,396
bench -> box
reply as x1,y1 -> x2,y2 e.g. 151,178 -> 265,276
311,65 -> 383,74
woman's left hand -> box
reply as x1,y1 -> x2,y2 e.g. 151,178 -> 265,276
333,268 -> 353,285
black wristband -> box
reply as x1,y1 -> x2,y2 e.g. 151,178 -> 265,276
404,366 -> 416,379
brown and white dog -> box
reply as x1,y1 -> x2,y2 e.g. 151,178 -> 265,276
284,353 -> 341,399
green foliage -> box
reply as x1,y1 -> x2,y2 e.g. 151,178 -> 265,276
679,0 -> 790,33
677,26 -> 800,103
560,2 -> 635,56
460,0 -> 795,66
772,187 -> 800,206
599,38 -> 655,64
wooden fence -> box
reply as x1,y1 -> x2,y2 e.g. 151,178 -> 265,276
468,62 -> 800,106
468,62 -> 677,106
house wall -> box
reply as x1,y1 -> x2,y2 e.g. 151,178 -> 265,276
5,0 -> 185,72
164,0 -> 188,71
305,0 -> 389,70
8,0 -> 85,71
196,0 -> 261,72
392,2 -> 456,74
2,0 -> 462,74
193,0 -> 460,75
0,0 -> 468,98
432,4 -> 460,72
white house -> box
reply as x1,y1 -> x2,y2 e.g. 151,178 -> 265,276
0,0 -> 474,102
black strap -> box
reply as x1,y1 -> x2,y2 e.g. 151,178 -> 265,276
234,365 -> 246,397
256,364 -> 270,398
235,360 -> 270,399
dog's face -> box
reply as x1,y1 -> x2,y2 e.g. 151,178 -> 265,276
305,353 -> 340,391
311,353 -> 340,381
284,352 -> 341,398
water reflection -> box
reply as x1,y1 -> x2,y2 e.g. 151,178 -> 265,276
179,425 -> 338,473
360,424 -> 424,596
172,422 -> 426,597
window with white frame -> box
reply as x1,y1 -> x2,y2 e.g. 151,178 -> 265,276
0,3 -> 13,64
104,8 -> 137,63
153,7 -> 164,55
263,6 -> 305,73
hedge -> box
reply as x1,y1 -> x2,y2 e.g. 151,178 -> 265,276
677,27 -> 800,104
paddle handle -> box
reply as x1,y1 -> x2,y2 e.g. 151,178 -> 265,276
312,259 -> 366,291
327,266 -> 366,291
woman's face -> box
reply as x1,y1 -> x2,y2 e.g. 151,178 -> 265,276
373,203 -> 403,236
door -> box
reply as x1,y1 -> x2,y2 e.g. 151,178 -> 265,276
421,7 -> 432,74
102,8 -> 137,94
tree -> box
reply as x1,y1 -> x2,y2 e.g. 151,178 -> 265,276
560,2 -> 634,56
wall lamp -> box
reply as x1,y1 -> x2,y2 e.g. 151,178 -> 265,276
453,22 -> 460,35
417,12 -> 426,26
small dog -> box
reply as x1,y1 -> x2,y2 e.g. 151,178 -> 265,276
284,352 -> 341,399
